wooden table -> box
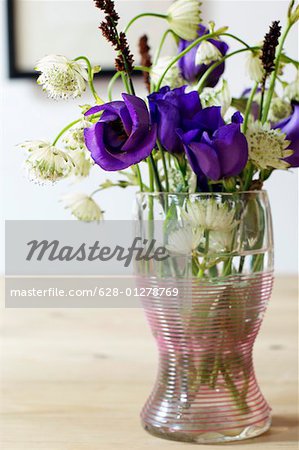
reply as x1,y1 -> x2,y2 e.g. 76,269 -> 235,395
0,277 -> 298,449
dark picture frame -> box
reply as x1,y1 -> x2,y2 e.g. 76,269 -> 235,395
6,0 -> 173,79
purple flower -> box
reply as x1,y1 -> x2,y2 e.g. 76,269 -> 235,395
84,94 -> 156,171
274,102 -> 299,167
178,25 -> 229,86
179,110 -> 248,181
148,86 -> 202,153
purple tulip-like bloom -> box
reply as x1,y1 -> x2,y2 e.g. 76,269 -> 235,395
148,86 -> 202,153
179,108 -> 248,181
178,25 -> 229,86
84,94 -> 157,171
274,102 -> 299,167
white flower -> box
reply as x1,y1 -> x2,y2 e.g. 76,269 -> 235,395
70,149 -> 93,178
167,226 -> 203,256
167,0 -> 202,41
201,80 -> 231,116
62,193 -> 103,222
284,71 -> 299,102
63,120 -> 91,151
268,97 -> 292,123
151,57 -> 184,89
35,55 -> 88,99
209,231 -> 234,253
246,122 -> 293,170
18,140 -> 74,181
246,51 -> 264,83
195,40 -> 222,66
181,200 -> 237,232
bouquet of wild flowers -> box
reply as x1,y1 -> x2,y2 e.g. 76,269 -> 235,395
18,0 -> 299,423
19,0 -> 299,222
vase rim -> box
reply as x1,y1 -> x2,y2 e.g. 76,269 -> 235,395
136,190 -> 268,197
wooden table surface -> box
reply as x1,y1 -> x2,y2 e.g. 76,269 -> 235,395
0,277 -> 298,450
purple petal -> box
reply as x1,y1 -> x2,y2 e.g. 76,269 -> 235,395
121,94 -> 152,152
231,111 -> 244,124
85,101 -> 124,117
213,124 -> 248,177
184,106 -> 225,134
186,141 -> 221,180
84,121 -> 156,171
178,25 -> 229,87
153,100 -> 182,153
275,102 -> 299,167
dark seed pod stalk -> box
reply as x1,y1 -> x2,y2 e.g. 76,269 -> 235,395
94,0 -> 135,94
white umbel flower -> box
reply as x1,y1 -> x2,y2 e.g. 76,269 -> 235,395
246,122 -> 293,170
63,120 -> 91,150
246,51 -> 264,83
181,200 -> 237,232
195,40 -> 222,66
284,71 -> 299,102
70,149 -> 93,178
151,57 -> 184,89
167,0 -> 202,41
209,231 -> 234,253
18,140 -> 74,181
167,226 -> 203,256
35,55 -> 88,99
201,79 -> 231,116
62,193 -> 103,222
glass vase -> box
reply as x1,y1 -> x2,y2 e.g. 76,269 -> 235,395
135,192 -> 274,444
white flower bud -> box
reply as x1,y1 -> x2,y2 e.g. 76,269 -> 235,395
62,193 -> 103,222
167,0 -> 202,41
246,51 -> 264,83
151,57 -> 184,89
201,79 -> 232,116
195,40 -> 223,66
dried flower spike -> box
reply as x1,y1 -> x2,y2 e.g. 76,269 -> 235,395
94,0 -> 134,77
260,21 -> 282,81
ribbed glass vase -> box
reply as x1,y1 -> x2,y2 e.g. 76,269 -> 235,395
135,192 -> 274,444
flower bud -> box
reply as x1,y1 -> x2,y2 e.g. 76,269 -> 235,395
167,0 -> 202,41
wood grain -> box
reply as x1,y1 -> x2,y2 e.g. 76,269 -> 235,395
0,277 -> 298,449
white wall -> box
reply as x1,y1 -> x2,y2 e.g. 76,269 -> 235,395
0,0 -> 298,274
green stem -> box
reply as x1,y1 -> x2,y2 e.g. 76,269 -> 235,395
107,72 -> 122,101
280,53 -> 299,67
219,360 -> 250,412
196,46 -> 261,93
154,29 -> 178,65
74,56 -> 102,103
157,141 -> 169,192
262,23 -> 293,123
243,163 -> 255,191
52,118 -> 82,146
149,154 -> 163,192
243,82 -> 258,134
107,66 -> 151,101
156,32 -> 220,91
259,84 -> 266,121
121,72 -> 131,94
124,12 -> 167,33
134,65 -> 152,73
222,33 -> 251,49
135,164 -> 144,192
90,188 -> 102,198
